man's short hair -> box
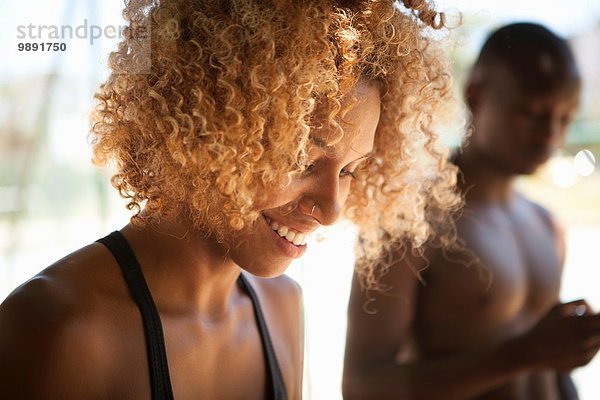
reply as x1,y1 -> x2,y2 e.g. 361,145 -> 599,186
472,22 -> 580,93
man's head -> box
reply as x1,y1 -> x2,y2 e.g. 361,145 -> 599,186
465,22 -> 581,175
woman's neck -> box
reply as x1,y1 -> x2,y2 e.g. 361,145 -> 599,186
120,219 -> 243,318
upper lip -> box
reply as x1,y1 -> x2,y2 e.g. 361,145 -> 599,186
261,213 -> 319,235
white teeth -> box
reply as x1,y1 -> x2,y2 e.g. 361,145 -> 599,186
267,218 -> 309,246
293,234 -> 304,245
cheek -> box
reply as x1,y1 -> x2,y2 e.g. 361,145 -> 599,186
254,182 -> 304,211
474,108 -> 502,144
338,179 -> 353,206
481,112 -> 523,148
512,114 -> 537,134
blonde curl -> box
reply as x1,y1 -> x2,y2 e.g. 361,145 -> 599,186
91,0 -> 462,288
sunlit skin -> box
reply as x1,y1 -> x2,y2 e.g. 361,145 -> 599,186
2,0 -> 458,397
0,82 -> 379,400
217,81 -> 380,278
343,23 -> 600,400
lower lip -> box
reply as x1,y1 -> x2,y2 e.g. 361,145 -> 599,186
262,215 -> 307,259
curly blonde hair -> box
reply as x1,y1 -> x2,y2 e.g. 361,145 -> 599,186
91,0 -> 462,288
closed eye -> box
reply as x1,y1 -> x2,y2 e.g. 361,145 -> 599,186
299,161 -> 356,179
300,162 -> 317,175
340,168 -> 357,179
298,153 -> 371,180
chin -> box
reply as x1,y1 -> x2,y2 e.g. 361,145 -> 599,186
512,165 -> 538,176
520,160 -> 548,175
503,155 -> 545,175
515,166 -> 537,175
249,266 -> 289,279
241,261 -> 291,279
231,249 -> 292,278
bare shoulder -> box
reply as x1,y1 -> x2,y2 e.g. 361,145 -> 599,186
515,192 -> 561,228
515,192 -> 566,261
0,242 -> 125,399
0,242 -> 111,335
243,272 -> 303,324
246,273 -> 302,301
516,192 -> 565,239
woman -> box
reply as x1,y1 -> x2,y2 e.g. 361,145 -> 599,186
0,0 -> 459,398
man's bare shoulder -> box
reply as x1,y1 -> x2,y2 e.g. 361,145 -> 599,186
0,242 -> 126,399
514,192 -> 561,229
514,191 -> 566,261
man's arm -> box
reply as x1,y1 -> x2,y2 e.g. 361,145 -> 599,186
537,202 -> 580,400
342,248 -> 600,400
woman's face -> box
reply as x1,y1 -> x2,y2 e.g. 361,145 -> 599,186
229,82 -> 380,277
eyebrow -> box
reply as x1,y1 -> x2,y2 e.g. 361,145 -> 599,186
309,136 -> 374,162
350,152 -> 374,164
309,135 -> 333,151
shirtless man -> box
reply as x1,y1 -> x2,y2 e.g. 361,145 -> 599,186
343,23 -> 600,400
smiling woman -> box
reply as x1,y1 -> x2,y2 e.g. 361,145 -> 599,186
258,82 -> 381,271
0,0 -> 460,399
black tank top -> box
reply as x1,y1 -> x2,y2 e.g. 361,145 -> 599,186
97,231 -> 288,400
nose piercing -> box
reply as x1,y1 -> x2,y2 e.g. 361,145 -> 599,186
310,204 -> 316,216
574,304 -> 586,317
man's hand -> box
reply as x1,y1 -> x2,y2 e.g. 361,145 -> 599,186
511,300 -> 600,372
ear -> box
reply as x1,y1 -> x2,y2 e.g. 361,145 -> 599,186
464,80 -> 482,113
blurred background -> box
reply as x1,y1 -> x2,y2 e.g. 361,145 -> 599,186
1,1 -> 599,399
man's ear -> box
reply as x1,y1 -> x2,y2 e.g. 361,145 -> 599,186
464,80 -> 481,113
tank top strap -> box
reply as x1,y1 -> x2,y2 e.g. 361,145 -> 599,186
237,273 -> 288,400
97,231 -> 174,400
98,231 -> 288,400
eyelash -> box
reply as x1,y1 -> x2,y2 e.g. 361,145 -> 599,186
301,163 -> 357,179
341,169 -> 357,179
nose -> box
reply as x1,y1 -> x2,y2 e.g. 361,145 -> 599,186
309,174 -> 343,226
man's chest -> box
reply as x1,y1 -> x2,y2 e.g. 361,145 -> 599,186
459,205 -> 562,304
417,202 -> 563,346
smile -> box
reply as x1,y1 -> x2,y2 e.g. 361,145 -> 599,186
262,215 -> 310,246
